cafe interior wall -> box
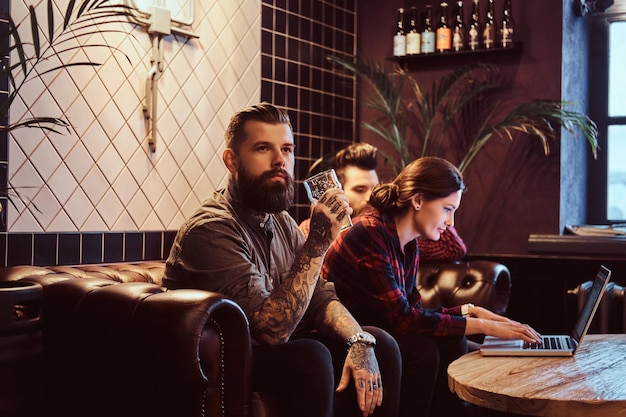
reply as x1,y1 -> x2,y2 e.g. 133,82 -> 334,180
2,0 -> 261,265
357,0 -> 591,255
1,0 -> 358,266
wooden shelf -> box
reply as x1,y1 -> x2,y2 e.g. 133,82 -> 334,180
527,233 -> 626,257
389,41 -> 523,64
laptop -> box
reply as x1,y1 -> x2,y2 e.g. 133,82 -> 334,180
480,265 -> 612,357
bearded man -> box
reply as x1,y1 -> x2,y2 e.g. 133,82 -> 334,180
164,103 -> 401,417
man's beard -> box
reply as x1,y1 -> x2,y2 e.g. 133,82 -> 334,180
237,166 -> 295,213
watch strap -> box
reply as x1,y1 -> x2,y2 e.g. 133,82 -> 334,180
347,331 -> 377,348
462,303 -> 474,317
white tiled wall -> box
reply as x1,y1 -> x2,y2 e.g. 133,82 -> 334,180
8,0 -> 260,233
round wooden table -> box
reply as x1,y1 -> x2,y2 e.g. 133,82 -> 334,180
447,334 -> 626,416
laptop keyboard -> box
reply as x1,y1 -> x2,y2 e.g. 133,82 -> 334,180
523,336 -> 570,350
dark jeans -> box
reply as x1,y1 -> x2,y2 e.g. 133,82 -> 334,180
252,326 -> 402,417
395,334 -> 468,417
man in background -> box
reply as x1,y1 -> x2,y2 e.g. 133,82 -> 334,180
300,143 -> 467,258
300,143 -> 379,236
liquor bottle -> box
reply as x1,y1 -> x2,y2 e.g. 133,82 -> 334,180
436,2 -> 452,53
421,5 -> 436,54
500,0 -> 515,48
393,8 -> 407,57
406,7 -> 421,55
468,0 -> 481,51
452,1 -> 465,52
482,0 -> 496,49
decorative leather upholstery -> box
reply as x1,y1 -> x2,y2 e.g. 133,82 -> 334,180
0,260 -> 511,417
0,263 -> 251,417
418,260 -> 512,315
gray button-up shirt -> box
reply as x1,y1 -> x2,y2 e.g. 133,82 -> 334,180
164,179 -> 339,338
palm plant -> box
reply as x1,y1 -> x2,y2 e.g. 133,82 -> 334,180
1,0 -> 134,133
327,55 -> 599,175
0,0 -> 134,222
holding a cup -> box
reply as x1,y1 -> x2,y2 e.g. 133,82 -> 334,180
303,169 -> 353,231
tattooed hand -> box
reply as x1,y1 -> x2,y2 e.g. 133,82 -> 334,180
336,342 -> 382,416
305,188 -> 352,257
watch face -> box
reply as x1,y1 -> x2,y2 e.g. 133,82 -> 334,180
361,333 -> 375,344
349,332 -> 376,347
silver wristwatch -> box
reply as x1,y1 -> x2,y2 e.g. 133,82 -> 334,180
462,303 -> 474,318
347,331 -> 377,348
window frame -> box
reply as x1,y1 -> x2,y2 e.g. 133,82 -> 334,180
588,5 -> 626,224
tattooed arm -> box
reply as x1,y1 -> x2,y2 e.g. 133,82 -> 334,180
318,300 -> 383,416
251,188 -> 352,345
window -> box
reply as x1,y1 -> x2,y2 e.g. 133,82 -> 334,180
589,2 -> 626,223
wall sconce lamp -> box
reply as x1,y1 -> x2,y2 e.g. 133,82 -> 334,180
143,6 -> 171,153
575,0 -> 615,16
123,0 -> 199,153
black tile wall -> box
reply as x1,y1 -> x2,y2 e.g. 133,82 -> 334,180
145,231 -> 167,260
0,231 -> 177,267
58,233 -> 81,265
33,233 -> 57,266
103,232 -> 124,263
6,233 -> 32,266
124,232 -> 144,262
81,233 -> 103,264
0,0 -> 357,267
261,0 -> 358,223
1,8 -> 9,235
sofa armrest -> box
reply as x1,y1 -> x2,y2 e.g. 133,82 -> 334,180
40,278 -> 251,417
130,287 -> 252,417
417,260 -> 512,315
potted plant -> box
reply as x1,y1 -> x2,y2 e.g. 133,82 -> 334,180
0,0 -> 134,222
326,55 -> 599,175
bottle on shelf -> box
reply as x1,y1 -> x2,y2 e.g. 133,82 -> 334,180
452,0 -> 465,52
500,0 -> 515,48
482,0 -> 496,49
436,2 -> 452,53
393,7 -> 407,57
468,0 -> 481,51
406,6 -> 421,55
421,5 -> 436,54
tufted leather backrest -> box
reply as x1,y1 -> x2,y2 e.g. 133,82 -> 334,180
0,262 -> 166,285
0,264 -> 251,417
417,260 -> 512,315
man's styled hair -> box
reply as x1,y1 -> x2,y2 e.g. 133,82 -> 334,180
224,102 -> 292,154
333,143 -> 378,184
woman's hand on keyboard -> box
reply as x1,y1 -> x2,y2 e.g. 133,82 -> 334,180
464,305 -> 542,344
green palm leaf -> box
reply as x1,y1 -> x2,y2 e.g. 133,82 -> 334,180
327,55 -> 599,175
0,0 -> 135,215
29,6 -> 40,59
6,117 -> 71,135
47,1 -> 55,44
6,15 -> 28,77
458,100 -> 599,171
327,54 -> 414,169
63,0 -> 78,29
1,0 -> 134,134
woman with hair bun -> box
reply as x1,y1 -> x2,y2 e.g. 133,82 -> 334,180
321,157 -> 541,417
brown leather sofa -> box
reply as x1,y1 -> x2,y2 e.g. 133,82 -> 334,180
0,262 -> 251,417
417,260 -> 512,316
0,260 -> 510,417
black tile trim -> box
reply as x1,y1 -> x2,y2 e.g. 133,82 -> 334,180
0,231 -> 177,267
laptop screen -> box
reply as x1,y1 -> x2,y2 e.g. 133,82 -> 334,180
570,265 -> 612,343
